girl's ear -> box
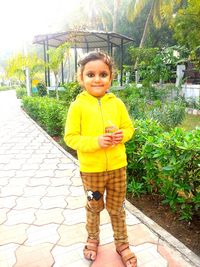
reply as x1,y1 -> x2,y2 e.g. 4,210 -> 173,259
77,70 -> 84,87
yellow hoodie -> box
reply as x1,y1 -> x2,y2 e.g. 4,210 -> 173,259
64,91 -> 134,172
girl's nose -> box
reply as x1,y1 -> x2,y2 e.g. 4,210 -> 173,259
94,75 -> 101,82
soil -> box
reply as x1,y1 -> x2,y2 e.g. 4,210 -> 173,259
127,193 -> 200,256
55,136 -> 200,257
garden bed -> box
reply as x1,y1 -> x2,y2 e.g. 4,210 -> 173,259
127,193 -> 200,256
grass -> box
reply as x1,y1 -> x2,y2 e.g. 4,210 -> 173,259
180,114 -> 200,131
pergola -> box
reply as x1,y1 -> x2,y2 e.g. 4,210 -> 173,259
33,30 -> 134,86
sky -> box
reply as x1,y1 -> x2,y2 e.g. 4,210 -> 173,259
0,0 -> 81,54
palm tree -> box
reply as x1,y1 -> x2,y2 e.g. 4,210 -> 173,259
76,0 -> 112,31
127,0 -> 181,48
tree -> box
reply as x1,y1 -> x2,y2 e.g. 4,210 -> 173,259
127,0 -> 182,48
172,0 -> 200,51
47,42 -> 70,99
5,53 -> 44,85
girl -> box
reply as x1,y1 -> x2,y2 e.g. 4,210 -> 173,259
64,51 -> 137,267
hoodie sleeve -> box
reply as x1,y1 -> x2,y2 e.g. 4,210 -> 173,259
64,102 -> 100,152
118,99 -> 134,143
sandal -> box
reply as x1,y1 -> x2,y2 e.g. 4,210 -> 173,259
116,243 -> 137,267
83,238 -> 99,261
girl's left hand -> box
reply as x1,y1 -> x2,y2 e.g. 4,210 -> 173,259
112,130 -> 123,144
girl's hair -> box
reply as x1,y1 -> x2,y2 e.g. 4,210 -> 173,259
78,51 -> 114,78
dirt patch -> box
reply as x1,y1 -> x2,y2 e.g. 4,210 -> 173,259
127,193 -> 200,256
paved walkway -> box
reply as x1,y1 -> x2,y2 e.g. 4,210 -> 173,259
0,90 -> 199,267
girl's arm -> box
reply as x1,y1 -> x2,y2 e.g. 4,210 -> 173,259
64,102 -> 100,152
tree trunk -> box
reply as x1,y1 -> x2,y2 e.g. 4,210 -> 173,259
55,73 -> 59,100
135,0 -> 154,83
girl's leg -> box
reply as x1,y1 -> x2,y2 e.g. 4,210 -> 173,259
105,167 -> 128,245
106,167 -> 137,267
80,171 -> 106,260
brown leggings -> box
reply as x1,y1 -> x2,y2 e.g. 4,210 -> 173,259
80,167 -> 128,246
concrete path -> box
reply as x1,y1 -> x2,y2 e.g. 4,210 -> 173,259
0,90 -> 199,267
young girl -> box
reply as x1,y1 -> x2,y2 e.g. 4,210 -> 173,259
64,51 -> 137,267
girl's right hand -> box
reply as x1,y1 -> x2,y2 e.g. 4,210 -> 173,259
98,134 -> 113,148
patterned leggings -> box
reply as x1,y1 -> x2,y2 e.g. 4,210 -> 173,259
80,167 -> 128,246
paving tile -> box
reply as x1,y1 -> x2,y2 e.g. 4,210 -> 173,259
69,185 -> 85,196
71,177 -> 83,186
13,243 -> 54,267
0,208 -> 9,224
57,223 -> 87,246
0,177 -> 9,186
100,209 -> 111,225
14,196 -> 42,209
63,207 -> 86,225
54,169 -> 74,178
40,196 -> 67,209
0,170 -> 16,177
0,243 -> 19,267
34,170 -> 55,177
52,243 -> 90,267
0,224 -> 29,245
28,177 -> 51,186
125,210 -> 141,225
134,243 -> 167,266
8,177 -> 29,186
5,208 -> 36,225
0,196 -> 18,209
99,223 -> 114,245
65,195 -> 86,209
157,242 -> 194,267
25,224 -> 60,245
58,157 -> 75,163
46,185 -> 70,196
14,170 -> 36,178
1,186 -> 24,197
50,177 -> 72,186
23,185 -> 47,197
127,224 -> 158,246
34,208 -> 65,225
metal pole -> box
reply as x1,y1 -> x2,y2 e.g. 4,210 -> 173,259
23,43 -> 31,96
46,36 -> 50,86
74,45 -> 77,76
120,39 -> 124,86
43,41 -> 47,86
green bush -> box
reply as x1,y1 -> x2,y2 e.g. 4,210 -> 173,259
37,83 -> 47,96
126,119 -> 200,221
0,85 -> 16,92
59,81 -> 82,106
22,96 -> 67,136
16,87 -> 27,99
114,84 -> 186,129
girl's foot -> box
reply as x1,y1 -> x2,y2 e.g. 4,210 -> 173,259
83,239 -> 99,261
116,243 -> 137,267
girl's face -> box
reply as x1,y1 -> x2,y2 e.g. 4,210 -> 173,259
80,59 -> 112,97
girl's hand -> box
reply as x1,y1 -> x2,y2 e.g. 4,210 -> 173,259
98,134 -> 113,148
112,130 -> 123,144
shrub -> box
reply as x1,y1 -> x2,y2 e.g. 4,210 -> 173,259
22,96 -> 67,136
37,83 -> 47,96
113,84 -> 186,129
126,119 -> 200,221
59,81 -> 82,106
16,87 -> 27,99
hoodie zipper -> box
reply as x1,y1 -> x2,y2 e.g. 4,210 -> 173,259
98,98 -> 108,171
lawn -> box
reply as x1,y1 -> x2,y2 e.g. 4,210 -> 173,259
180,114 -> 200,131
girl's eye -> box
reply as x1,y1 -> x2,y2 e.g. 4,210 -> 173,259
101,72 -> 109,78
87,73 -> 94,78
